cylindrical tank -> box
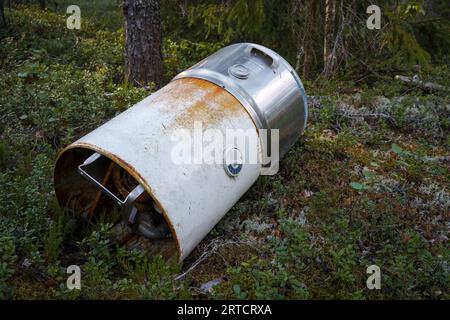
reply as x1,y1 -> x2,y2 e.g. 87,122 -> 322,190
54,43 -> 308,261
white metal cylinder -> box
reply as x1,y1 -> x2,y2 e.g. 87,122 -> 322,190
55,43 -> 308,261
55,78 -> 261,260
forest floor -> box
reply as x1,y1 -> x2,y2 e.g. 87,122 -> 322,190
0,3 -> 449,299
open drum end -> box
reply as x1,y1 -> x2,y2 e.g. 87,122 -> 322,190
54,146 -> 178,261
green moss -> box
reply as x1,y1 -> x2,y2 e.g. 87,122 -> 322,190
0,3 -> 448,300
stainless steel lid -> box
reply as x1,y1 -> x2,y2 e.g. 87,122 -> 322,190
173,43 -> 308,159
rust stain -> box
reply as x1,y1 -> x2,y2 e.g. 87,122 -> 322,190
165,78 -> 245,130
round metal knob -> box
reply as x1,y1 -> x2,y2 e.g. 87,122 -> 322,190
223,147 -> 243,177
229,64 -> 249,79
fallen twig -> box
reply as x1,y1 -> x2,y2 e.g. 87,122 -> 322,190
174,237 -> 259,281
346,113 -> 392,119
395,75 -> 449,93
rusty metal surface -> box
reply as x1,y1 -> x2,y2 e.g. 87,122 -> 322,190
87,161 -> 114,218
174,43 -> 308,159
55,142 -> 182,259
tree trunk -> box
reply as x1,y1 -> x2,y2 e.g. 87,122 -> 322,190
323,0 -> 336,75
123,0 -> 164,87
39,0 -> 45,10
0,0 -> 5,27
298,0 -> 315,79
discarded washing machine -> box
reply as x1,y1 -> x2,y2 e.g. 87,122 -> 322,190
54,43 -> 308,261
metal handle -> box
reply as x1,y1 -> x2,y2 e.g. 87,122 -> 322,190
78,152 -> 146,224
246,45 -> 279,68
78,153 -> 124,205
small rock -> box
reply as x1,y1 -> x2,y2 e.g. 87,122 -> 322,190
199,277 -> 222,294
301,190 -> 314,198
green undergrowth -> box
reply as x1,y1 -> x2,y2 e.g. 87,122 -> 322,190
0,4 -> 448,299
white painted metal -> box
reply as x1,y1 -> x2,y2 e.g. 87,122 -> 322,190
61,79 -> 261,260
55,43 -> 309,261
